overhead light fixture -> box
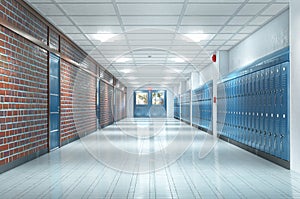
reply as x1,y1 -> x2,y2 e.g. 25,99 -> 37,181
120,69 -> 133,73
184,34 -> 210,42
169,57 -> 185,63
88,33 -> 117,42
116,58 -> 131,63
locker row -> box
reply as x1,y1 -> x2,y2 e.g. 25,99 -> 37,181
174,81 -> 213,132
217,48 -> 290,161
174,97 -> 180,119
180,90 -> 191,123
192,81 -> 213,130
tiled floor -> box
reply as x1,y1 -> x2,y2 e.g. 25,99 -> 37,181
1,118 -> 300,199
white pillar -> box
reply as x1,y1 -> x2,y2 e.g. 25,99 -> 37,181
290,1 -> 300,172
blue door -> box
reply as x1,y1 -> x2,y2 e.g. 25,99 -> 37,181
134,90 -> 167,118
96,79 -> 100,129
49,53 -> 60,150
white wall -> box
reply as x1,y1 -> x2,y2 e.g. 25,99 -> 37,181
290,0 -> 300,173
229,9 -> 289,73
127,86 -> 175,118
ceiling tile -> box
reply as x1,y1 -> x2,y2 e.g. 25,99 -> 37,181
66,33 -> 87,40
261,4 -> 288,15
228,16 -> 252,25
224,40 -> 240,46
79,26 -> 123,34
126,34 -> 174,40
248,0 -> 271,2
73,40 -> 93,45
118,4 -> 182,15
185,4 -> 240,16
189,0 -> 244,2
117,0 -> 184,2
178,26 -> 221,34
59,4 -> 116,15
209,40 -> 226,45
54,0 -> 111,2
32,4 -> 64,15
129,40 -> 173,46
239,26 -> 260,34
80,45 -> 96,52
71,16 -> 120,25
26,0 -> 53,2
58,25 -> 81,33
219,46 -> 233,51
220,26 -> 242,33
122,16 -> 179,25
46,16 -> 73,25
124,26 -> 176,33
249,16 -> 273,25
214,34 -> 233,40
237,4 -> 267,15
231,33 -> 249,40
181,16 -> 230,25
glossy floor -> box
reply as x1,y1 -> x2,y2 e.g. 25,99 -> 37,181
1,118 -> 300,199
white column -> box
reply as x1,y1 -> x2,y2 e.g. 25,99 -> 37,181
290,1 -> 300,172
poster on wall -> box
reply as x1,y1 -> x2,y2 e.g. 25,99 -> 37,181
136,92 -> 148,105
152,91 -> 164,105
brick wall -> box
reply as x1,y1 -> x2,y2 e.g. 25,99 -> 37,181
60,60 -> 97,145
0,26 -> 48,166
60,38 -> 97,74
0,0 -> 126,172
0,0 -> 48,44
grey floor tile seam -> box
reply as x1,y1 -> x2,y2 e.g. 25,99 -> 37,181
57,161 -> 99,199
127,148 -> 143,199
269,173 -> 300,194
37,159 -> 92,199
81,166 -> 109,199
192,161 -> 224,199
108,154 -> 133,199
245,168 -> 293,198
5,154 -> 86,199
101,166 -> 125,199
0,153 -> 71,195
223,165 -> 268,198
164,166 -> 178,199
176,160 -> 201,199
209,164 -> 247,198
158,136 -> 178,199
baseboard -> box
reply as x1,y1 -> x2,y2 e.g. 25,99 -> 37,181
191,124 -> 213,135
219,134 -> 290,169
0,148 -> 48,174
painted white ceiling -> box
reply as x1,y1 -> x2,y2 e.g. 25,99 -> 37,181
25,0 -> 289,87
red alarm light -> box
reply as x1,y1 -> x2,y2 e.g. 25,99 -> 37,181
211,54 -> 216,62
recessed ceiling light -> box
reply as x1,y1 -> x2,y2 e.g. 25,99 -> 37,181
88,33 -> 117,42
120,69 -> 133,73
184,34 -> 211,42
169,57 -> 185,63
116,58 -> 131,63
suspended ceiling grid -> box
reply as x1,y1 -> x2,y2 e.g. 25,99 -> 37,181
25,0 -> 289,86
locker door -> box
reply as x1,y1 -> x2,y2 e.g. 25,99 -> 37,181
268,67 -> 276,154
280,62 -> 289,160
